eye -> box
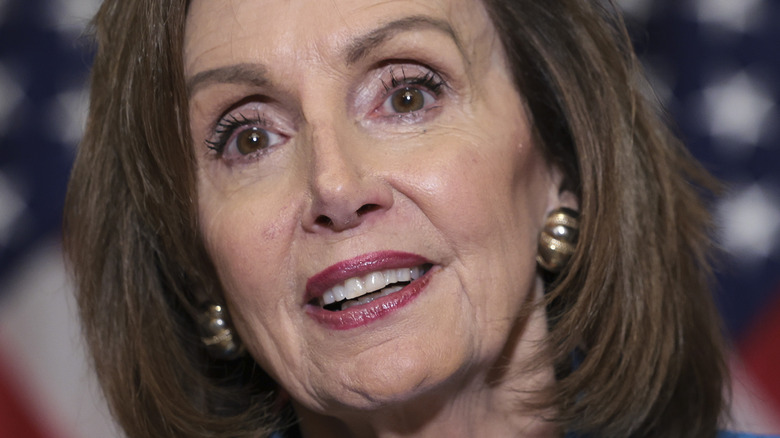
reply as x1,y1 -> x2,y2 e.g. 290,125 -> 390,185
375,68 -> 447,118
222,126 -> 285,159
386,87 -> 432,113
205,113 -> 287,162
235,127 -> 271,155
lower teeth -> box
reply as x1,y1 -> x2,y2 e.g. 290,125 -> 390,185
338,283 -> 407,311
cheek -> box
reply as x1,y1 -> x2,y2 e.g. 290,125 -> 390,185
198,187 -> 311,376
395,121 -> 551,320
405,128 -> 548,250
197,184 -> 298,309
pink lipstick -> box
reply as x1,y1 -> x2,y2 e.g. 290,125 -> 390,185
305,251 -> 434,329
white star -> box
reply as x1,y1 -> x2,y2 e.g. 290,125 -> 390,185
637,55 -> 675,108
693,0 -> 765,33
0,63 -> 25,136
700,71 -> 775,149
0,172 -> 27,248
46,0 -> 102,35
48,85 -> 90,147
717,184 -> 780,261
618,0 -> 656,22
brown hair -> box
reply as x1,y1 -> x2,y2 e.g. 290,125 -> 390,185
64,0 -> 727,437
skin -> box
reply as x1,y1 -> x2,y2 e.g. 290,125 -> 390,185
186,0 -> 570,436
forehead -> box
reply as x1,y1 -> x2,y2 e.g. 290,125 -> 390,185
183,0 -> 495,74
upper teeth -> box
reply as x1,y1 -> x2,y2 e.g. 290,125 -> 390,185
319,266 -> 424,307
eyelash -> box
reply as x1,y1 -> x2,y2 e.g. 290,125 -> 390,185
205,113 -> 268,155
382,67 -> 447,95
203,66 -> 449,156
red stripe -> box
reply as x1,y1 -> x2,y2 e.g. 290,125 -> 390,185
739,283 -> 780,415
0,353 -> 58,438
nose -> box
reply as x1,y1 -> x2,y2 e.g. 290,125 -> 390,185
302,127 -> 393,233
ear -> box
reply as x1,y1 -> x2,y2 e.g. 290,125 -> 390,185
545,164 -> 579,213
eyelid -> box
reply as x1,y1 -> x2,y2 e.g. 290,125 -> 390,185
368,64 -> 449,120
205,113 -> 260,152
205,110 -> 288,163
385,67 -> 447,93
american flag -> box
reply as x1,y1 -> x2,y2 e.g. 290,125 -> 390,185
0,0 -> 777,436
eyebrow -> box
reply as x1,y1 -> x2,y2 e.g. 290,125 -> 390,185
345,15 -> 464,65
186,15 -> 464,96
187,63 -> 269,97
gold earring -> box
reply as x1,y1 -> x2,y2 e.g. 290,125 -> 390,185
537,207 -> 579,273
201,304 -> 244,360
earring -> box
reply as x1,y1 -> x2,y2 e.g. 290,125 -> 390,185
537,207 -> 580,273
201,304 -> 244,360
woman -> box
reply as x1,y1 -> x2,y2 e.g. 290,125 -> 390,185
64,0 -> 737,436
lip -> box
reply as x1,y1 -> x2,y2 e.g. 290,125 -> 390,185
304,251 -> 434,330
305,251 -> 430,301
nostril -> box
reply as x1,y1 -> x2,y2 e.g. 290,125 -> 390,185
356,203 -> 380,216
312,204 -> 381,230
315,215 -> 333,227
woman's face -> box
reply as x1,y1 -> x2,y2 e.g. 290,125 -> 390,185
186,0 -> 564,416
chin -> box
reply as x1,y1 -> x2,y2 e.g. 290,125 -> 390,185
299,339 -> 474,414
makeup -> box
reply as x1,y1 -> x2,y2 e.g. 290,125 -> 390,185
305,251 -> 434,329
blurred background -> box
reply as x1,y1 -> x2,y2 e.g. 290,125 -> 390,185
0,0 -> 778,436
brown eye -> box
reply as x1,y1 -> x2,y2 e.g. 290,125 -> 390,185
236,127 -> 269,155
391,87 -> 425,113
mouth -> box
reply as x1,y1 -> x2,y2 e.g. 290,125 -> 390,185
316,264 -> 433,311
